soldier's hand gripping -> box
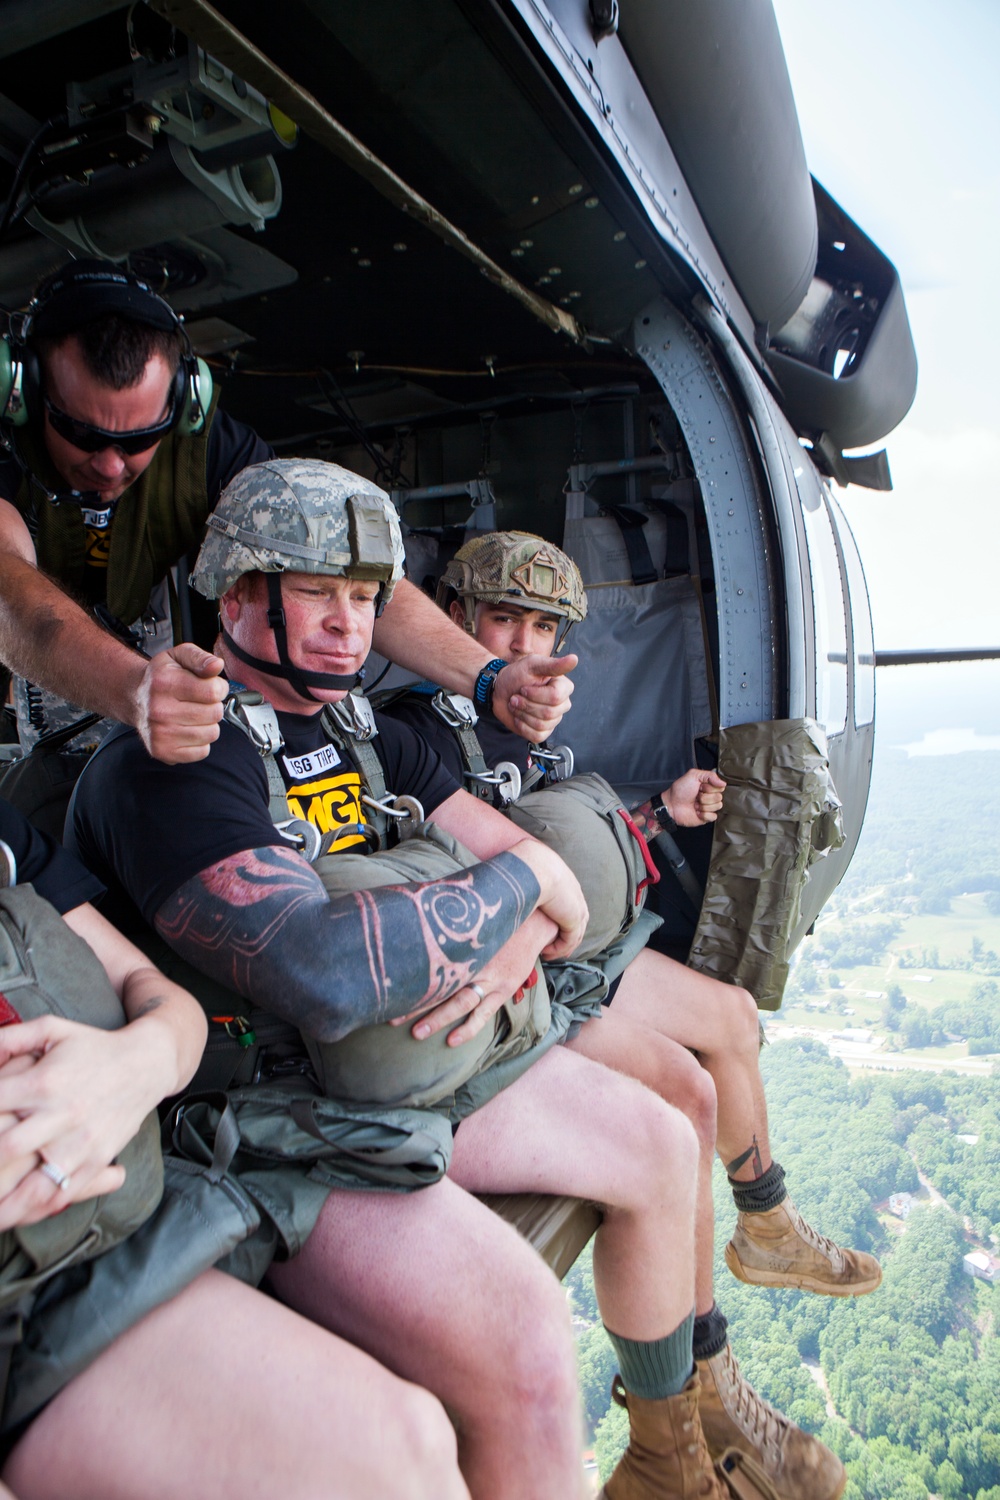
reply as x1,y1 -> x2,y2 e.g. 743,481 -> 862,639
135,644 -> 227,764
492,653 -> 577,741
664,768 -> 727,826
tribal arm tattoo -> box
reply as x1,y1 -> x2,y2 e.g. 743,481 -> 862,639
155,844 -> 540,1044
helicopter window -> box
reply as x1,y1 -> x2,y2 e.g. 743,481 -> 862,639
828,494 -> 875,727
802,494 -> 848,735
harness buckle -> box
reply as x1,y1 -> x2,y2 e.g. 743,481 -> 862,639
274,817 -> 323,863
431,691 -> 479,730
362,792 -> 426,838
326,692 -> 378,741
466,762 -> 522,806
530,744 -> 574,783
223,691 -> 284,756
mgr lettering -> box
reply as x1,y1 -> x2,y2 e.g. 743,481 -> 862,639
285,769 -> 365,843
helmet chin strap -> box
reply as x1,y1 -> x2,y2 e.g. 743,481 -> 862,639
222,573 -> 365,702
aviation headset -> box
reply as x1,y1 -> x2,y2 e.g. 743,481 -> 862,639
0,259 -> 213,441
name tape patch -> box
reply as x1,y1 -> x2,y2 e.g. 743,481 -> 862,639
282,742 -> 342,780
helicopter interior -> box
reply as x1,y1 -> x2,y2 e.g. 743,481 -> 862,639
0,0 -> 918,973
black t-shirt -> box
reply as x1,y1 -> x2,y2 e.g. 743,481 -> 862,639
69,704 -> 459,928
0,798 -> 103,914
383,689 -> 530,783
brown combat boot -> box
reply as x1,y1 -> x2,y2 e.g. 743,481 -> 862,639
601,1372 -> 728,1499
724,1197 -> 882,1296
696,1343 -> 847,1500
599,1373 -> 777,1498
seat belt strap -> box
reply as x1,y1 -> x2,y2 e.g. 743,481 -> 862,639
604,504 -> 657,586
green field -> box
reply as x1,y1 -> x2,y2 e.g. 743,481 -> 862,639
775,887 -> 1000,1064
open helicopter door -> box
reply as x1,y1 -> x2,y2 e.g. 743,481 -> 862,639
557,294 -> 846,1005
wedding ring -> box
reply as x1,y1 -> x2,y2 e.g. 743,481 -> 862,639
468,983 -> 486,1003
39,1160 -> 72,1192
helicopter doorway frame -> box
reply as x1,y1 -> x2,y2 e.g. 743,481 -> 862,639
630,297 -> 795,729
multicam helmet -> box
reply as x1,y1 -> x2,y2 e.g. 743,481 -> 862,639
437,531 -> 586,649
192,458 -> 405,603
193,458 -> 405,701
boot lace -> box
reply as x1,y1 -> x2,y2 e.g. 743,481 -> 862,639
718,1346 -> 788,1466
787,1204 -> 843,1265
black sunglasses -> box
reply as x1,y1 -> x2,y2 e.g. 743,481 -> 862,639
43,394 -> 177,456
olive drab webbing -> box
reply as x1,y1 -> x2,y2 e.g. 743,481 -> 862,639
215,695 -> 564,1117
211,686 -> 608,1122
221,685 -> 400,857
423,691 -> 523,806
379,685 -> 661,964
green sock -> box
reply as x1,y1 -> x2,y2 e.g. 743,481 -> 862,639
604,1311 -> 695,1401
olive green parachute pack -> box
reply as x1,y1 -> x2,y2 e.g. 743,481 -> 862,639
506,771 -> 659,963
0,885 -> 164,1311
200,698 -> 593,1124
0,877 -> 260,1439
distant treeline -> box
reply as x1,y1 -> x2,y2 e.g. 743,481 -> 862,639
839,750 -> 1000,909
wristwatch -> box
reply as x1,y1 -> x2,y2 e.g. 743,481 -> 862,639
649,792 -> 677,834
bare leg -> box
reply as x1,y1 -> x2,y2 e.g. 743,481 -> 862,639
611,949 -> 772,1179
568,1008 -> 718,1315
268,1174 -> 584,1500
4,1269 -> 467,1500
449,1046 -> 699,1342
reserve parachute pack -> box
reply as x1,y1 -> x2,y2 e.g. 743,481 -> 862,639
0,837 -> 313,1436
0,860 -> 166,1409
0,883 -> 164,1307
192,686 -> 571,1121
375,681 -> 662,969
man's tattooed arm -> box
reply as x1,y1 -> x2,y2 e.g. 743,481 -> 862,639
155,844 -> 541,1043
629,770 -> 728,842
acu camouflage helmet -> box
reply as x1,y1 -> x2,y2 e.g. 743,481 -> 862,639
192,458 -> 405,602
438,531 -> 586,648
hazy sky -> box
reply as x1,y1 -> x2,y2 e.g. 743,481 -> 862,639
771,0 -> 1000,740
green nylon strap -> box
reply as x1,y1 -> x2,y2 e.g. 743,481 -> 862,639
425,691 -> 493,799
320,698 -> 391,842
263,752 -> 290,827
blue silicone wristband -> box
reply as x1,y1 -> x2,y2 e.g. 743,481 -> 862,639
472,657 -> 507,716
